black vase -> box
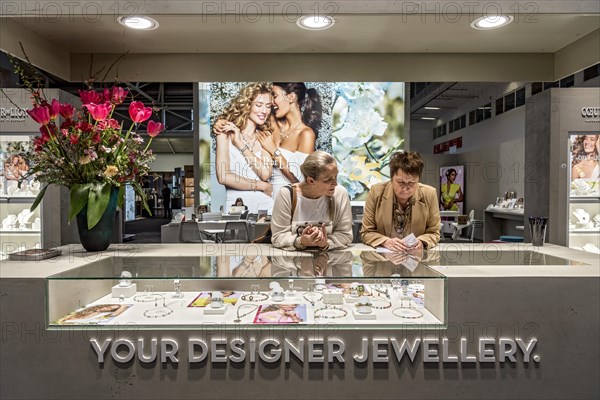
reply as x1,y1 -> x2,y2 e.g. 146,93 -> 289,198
76,188 -> 118,252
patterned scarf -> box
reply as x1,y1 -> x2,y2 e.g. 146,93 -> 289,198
393,198 -> 414,236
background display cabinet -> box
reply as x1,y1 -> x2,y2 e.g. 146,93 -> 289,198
0,134 -> 43,258
46,251 -> 447,329
568,132 -> 600,254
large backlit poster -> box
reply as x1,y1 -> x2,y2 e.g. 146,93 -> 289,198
199,82 -> 405,213
439,165 -> 465,214
569,133 -> 600,197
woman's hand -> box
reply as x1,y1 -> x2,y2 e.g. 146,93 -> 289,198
300,225 -> 328,248
383,237 -> 411,252
256,131 -> 278,156
213,119 -> 229,135
256,180 -> 273,197
222,122 -> 244,149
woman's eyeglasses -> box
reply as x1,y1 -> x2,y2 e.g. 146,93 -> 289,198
396,181 -> 418,189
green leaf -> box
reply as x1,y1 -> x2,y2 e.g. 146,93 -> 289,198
69,184 -> 91,222
132,181 -> 152,216
87,183 -> 112,229
30,184 -> 48,212
117,186 -> 125,209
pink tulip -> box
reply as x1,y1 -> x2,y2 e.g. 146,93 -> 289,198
45,99 -> 60,120
79,89 -> 102,105
104,86 -> 129,104
59,103 -> 75,119
27,105 -> 51,125
146,120 -> 164,137
84,103 -> 112,121
128,101 -> 152,123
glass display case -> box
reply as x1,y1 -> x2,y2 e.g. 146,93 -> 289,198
568,133 -> 600,254
46,250 -> 447,329
0,135 -> 43,259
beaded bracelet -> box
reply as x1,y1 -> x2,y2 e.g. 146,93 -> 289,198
392,307 -> 423,319
143,307 -> 174,319
241,293 -> 269,302
370,298 -> 392,309
133,293 -> 164,303
303,293 -> 323,306
314,306 -> 348,319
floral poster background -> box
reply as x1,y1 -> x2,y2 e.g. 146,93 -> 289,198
198,82 -> 405,208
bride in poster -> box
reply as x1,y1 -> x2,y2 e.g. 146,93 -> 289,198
214,82 -> 275,213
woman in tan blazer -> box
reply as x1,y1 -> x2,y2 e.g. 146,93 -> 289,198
361,151 -> 440,251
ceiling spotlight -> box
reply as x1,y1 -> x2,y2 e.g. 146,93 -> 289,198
118,16 -> 159,30
424,106 -> 441,110
296,15 -> 335,30
471,15 -> 513,30
421,117 -> 436,120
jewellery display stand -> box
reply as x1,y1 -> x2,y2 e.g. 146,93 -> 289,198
45,253 -> 446,328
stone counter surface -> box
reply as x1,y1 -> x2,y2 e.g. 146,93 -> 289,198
1,243 -> 598,279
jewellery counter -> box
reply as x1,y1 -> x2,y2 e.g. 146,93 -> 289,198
1,243 -> 598,400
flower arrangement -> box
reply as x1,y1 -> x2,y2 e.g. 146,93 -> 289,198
21,86 -> 163,229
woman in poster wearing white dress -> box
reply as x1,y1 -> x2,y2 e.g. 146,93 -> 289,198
571,134 -> 600,181
214,82 -> 275,213
256,82 -> 322,199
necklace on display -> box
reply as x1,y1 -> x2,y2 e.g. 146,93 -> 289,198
279,121 -> 302,142
234,304 -> 259,323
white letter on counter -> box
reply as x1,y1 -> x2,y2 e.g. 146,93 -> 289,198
372,339 -> 389,363
284,338 -> 304,363
161,339 -> 179,363
354,338 -> 369,363
478,339 -> 496,362
211,338 -> 227,363
90,338 -> 111,363
111,339 -> 135,363
137,338 -> 157,363
229,339 -> 246,363
516,338 -> 538,363
423,338 -> 439,362
189,339 -> 208,363
308,339 -> 324,362
259,339 -> 281,363
391,338 -> 421,363
442,338 -> 458,362
328,338 -> 345,363
499,338 -> 517,362
460,338 -> 477,362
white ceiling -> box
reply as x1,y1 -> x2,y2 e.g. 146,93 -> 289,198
5,14 -> 599,54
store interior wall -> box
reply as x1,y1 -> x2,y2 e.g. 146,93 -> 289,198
149,154 -> 193,173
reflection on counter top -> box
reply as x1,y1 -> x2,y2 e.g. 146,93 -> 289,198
2,243 -> 597,280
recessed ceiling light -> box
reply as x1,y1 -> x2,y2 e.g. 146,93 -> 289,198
471,15 -> 513,30
118,16 -> 159,30
421,117 -> 436,120
296,15 -> 335,30
424,106 -> 441,110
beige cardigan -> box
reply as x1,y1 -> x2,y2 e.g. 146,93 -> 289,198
271,185 -> 353,251
360,181 -> 441,249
